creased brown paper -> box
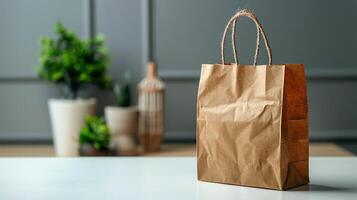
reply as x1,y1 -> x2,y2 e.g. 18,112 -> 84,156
196,10 -> 309,190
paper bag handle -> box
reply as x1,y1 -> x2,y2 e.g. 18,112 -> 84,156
231,19 -> 261,65
221,9 -> 272,65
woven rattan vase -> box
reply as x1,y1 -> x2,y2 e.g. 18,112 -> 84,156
138,62 -> 165,152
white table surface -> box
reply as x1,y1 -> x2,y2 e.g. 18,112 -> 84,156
0,157 -> 356,200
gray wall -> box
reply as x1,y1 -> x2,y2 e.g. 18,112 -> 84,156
0,0 -> 356,141
153,0 -> 357,140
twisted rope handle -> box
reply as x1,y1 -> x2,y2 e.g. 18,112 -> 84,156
231,18 -> 261,65
221,9 -> 272,65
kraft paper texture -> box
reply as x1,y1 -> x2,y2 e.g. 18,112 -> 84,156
197,64 -> 309,190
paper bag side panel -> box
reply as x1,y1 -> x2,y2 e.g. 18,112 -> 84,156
281,64 -> 309,190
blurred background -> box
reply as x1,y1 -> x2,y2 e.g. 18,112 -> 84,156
0,0 -> 356,156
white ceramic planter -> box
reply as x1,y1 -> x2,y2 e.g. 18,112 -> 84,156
105,106 -> 138,155
49,98 -> 96,157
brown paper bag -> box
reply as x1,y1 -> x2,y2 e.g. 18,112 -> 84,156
197,10 -> 309,190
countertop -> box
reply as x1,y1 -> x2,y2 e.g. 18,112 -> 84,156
0,157 -> 356,199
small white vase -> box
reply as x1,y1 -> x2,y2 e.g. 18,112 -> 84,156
105,106 -> 138,155
49,98 -> 96,157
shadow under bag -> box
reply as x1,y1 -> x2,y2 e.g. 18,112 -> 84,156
196,9 -> 309,190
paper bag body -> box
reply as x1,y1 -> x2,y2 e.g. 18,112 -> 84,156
196,64 -> 309,190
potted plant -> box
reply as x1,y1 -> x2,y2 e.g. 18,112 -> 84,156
79,115 -> 113,156
37,22 -> 112,156
105,73 -> 138,155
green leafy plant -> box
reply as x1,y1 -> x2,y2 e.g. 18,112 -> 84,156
114,72 -> 132,107
37,22 -> 112,99
79,115 -> 110,150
